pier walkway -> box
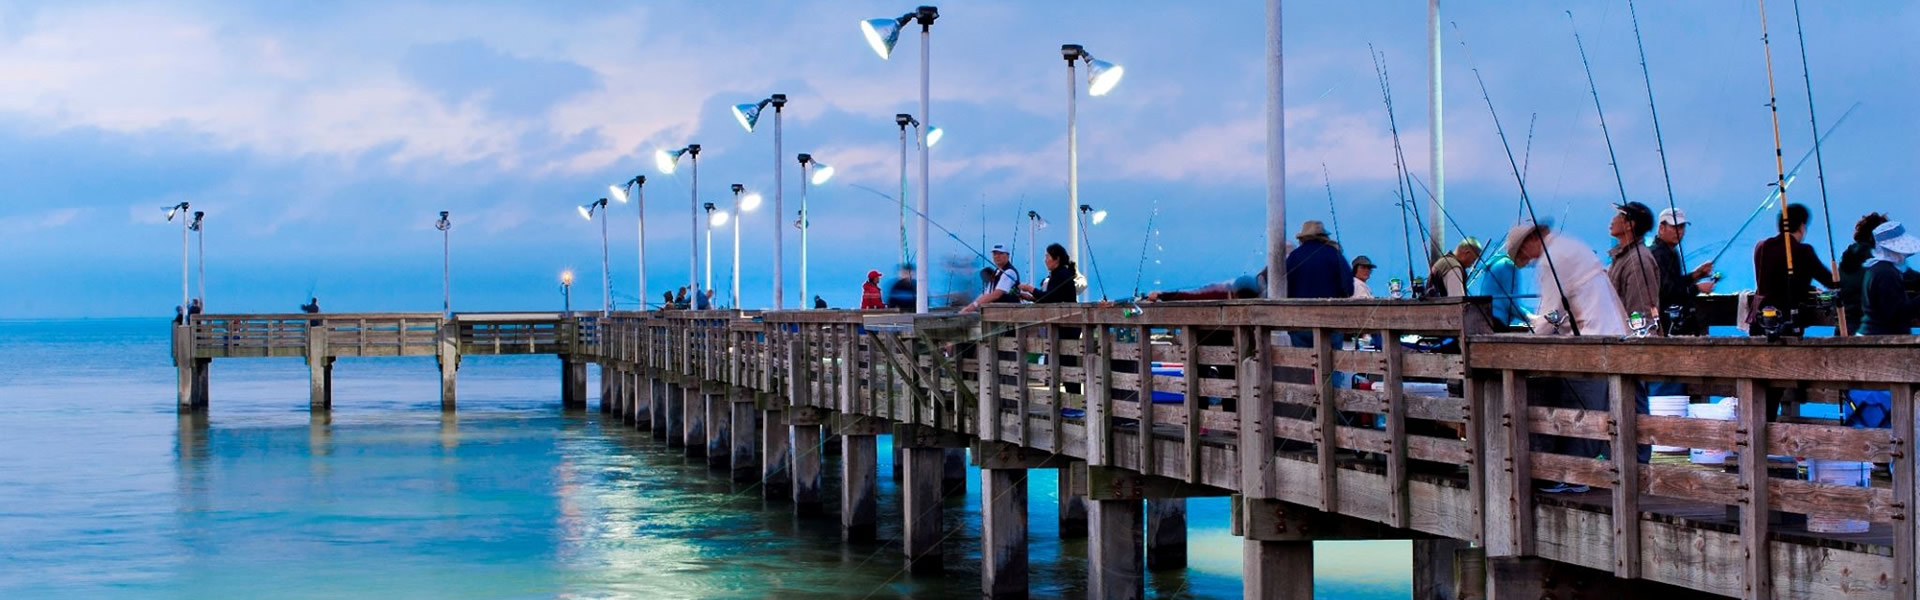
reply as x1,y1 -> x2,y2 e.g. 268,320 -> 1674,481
172,300 -> 1920,599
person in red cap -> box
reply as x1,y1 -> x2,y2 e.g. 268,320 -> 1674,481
860,270 -> 885,309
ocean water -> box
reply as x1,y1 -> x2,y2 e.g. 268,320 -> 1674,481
0,319 -> 1412,599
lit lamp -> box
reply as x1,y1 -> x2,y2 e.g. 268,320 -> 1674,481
164,202 -> 191,317
861,5 -> 939,313
703,201 -> 719,302
435,211 -> 451,315
891,113 -> 943,270
561,270 -> 575,315
656,144 -> 701,308
796,153 -> 836,308
188,211 -> 205,309
1078,204 -> 1107,297
733,94 -> 788,309
1062,43 -> 1125,301
610,175 -> 646,310
1026,210 -> 1047,278
727,184 -> 763,308
577,197 -> 612,316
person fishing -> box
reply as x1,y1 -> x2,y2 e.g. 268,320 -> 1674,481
813,296 -> 827,309
1426,239 -> 1482,298
1606,202 -> 1661,328
1284,221 -> 1353,300
300,297 -> 322,326
1505,221 -> 1625,336
1018,243 -> 1079,304
1858,221 -> 1920,336
1143,270 -> 1265,302
1650,208 -> 1715,335
1350,256 -> 1376,299
1750,203 -> 1836,336
1473,249 -> 1526,327
860,270 -> 885,309
660,290 -> 675,310
673,287 -> 689,309
885,264 -> 916,312
1838,213 -> 1892,335
959,245 -> 1020,313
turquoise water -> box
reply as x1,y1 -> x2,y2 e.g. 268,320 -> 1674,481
0,319 -> 1411,599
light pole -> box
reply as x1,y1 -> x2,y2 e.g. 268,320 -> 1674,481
656,144 -> 701,308
724,184 -> 763,309
189,211 -> 205,309
890,114 -> 943,271
561,270 -> 574,315
861,6 -> 938,313
435,211 -> 450,315
1026,210 -> 1046,278
164,202 -> 190,316
797,153 -> 836,308
703,201 -> 719,303
732,94 -> 787,309
577,197 -> 612,316
1061,43 -> 1125,302
1078,204 -> 1108,299
610,176 -> 646,310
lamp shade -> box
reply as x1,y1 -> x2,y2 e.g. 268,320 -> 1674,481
608,184 -> 628,203
925,126 -> 945,147
1087,58 -> 1125,97
655,148 -> 685,174
810,163 -> 835,185
740,193 -> 763,212
732,102 -> 764,132
1091,209 -> 1109,225
577,204 -> 595,221
860,17 -> 903,60
710,210 -> 730,227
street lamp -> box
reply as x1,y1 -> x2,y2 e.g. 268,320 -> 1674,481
435,211 -> 451,315
726,184 -> 763,309
733,94 -> 788,309
561,270 -> 574,315
861,6 -> 938,313
797,153 -> 836,308
164,202 -> 191,317
189,211 -> 205,309
610,176 -> 646,310
1078,204 -> 1107,298
578,197 -> 612,316
1062,43 -> 1125,301
656,144 -> 701,309
891,114 -> 945,270
703,201 -> 718,303
1026,210 -> 1047,278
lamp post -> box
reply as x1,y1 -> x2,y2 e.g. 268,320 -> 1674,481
164,202 -> 191,316
861,6 -> 938,313
703,202 -> 719,302
577,197 -> 612,316
732,94 -> 787,309
435,211 -> 450,315
725,184 -> 763,309
1078,204 -> 1108,298
890,114 -> 943,271
1061,43 -> 1125,301
189,211 -> 205,309
656,144 -> 700,309
797,153 -> 836,308
561,270 -> 574,315
610,176 -> 646,310
1026,210 -> 1046,278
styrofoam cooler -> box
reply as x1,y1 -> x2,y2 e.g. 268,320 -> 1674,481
1649,395 -> 1690,453
1687,401 -> 1737,464
1806,459 -> 1873,534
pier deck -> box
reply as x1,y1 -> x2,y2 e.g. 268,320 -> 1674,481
174,301 -> 1920,599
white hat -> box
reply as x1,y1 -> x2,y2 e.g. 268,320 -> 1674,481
990,244 -> 1009,255
1873,221 -> 1920,255
1504,220 -> 1551,258
1658,208 -> 1689,227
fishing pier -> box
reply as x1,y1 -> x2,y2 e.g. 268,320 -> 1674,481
170,302 -> 1919,599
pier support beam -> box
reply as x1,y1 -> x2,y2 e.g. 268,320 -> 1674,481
663,382 -> 684,447
1088,498 -> 1144,600
762,408 -> 791,500
705,392 -> 729,468
598,362 -> 614,414
981,467 -> 1029,599
731,391 -> 758,481
560,356 -> 587,410
902,445 -> 944,574
790,415 -> 823,515
1243,541 -> 1313,600
308,356 -> 334,411
634,372 -> 654,428
840,425 -> 879,541
682,387 -> 706,457
943,447 -> 967,498
1414,539 -> 1467,600
1059,462 -> 1088,538
1146,498 -> 1187,570
438,355 -> 457,411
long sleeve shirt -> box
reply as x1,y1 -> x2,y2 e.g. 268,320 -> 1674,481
1752,234 -> 1836,320
1284,240 -> 1354,299
1861,261 -> 1916,335
1607,239 -> 1661,321
1531,233 -> 1627,336
1351,278 -> 1374,299
1473,254 -> 1525,327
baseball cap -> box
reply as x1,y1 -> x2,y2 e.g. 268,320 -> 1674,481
1658,208 -> 1689,227
867,270 -> 882,279
1352,255 -> 1375,268
990,244 -> 1009,255
1615,202 -> 1654,234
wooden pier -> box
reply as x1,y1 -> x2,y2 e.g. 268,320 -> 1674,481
173,301 -> 1920,599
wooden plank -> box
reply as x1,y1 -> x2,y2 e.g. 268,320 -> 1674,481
1016,327 -> 1032,446
1527,406 -> 1611,441
1238,326 -> 1274,499
1314,328 -> 1338,513
1529,453 -> 1611,489
981,298 -> 1474,331
1895,383 -> 1917,600
977,328 -> 999,442
1383,329 -> 1408,529
1406,436 -> 1469,465
1181,327 -> 1202,484
1402,352 -> 1465,379
1607,374 -> 1641,579
1736,378 -> 1770,600
1088,325 -> 1113,466
1049,325 -> 1066,457
1500,370 -> 1534,556
1469,335 -> 1920,384
1465,371 -> 1488,545
1137,325 -> 1156,475
1766,421 -> 1899,463
1638,415 -> 1736,452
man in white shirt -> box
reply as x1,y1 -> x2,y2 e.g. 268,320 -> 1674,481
1505,222 -> 1627,336
960,245 -> 1022,313
1351,256 -> 1376,298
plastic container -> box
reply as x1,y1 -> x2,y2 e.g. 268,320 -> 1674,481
1687,401 -> 1737,465
1649,395 -> 1690,453
1805,459 -> 1873,534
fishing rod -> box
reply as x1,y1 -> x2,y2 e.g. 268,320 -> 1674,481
1130,202 -> 1161,300
1077,208 -> 1109,301
1706,102 -> 1859,268
1569,10 -> 1662,310
1519,112 -> 1537,222
1453,21 -> 1580,335
1626,0 -> 1684,259
1756,0 -> 1795,276
1321,162 -> 1341,241
849,183 -> 992,265
1371,44 -> 1428,288
1374,45 -> 1435,261
1791,0 -> 1844,332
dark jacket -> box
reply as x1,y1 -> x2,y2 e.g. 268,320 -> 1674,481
886,278 -> 916,312
1033,265 -> 1077,304
1861,261 -> 1916,335
1752,234 -> 1835,324
1650,239 -> 1704,335
1284,240 -> 1353,299
1838,241 -> 1874,334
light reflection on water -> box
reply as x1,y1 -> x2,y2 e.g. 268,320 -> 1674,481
0,319 -> 1410,599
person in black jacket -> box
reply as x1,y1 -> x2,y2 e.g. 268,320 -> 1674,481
1649,208 -> 1716,335
1020,243 -> 1079,304
1860,221 -> 1920,335
1750,204 -> 1836,336
885,264 -> 917,312
1838,213 -> 1891,335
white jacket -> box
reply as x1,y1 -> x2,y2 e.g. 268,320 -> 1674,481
1529,233 -> 1628,336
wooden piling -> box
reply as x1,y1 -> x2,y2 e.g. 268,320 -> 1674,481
1414,539 -> 1467,600
1146,497 -> 1187,571
1243,540 -> 1312,600
561,356 -> 587,410
842,432 -> 878,541
664,383 -> 684,447
1088,498 -> 1144,600
1059,462 -> 1088,538
730,390 -> 757,481
682,388 -> 706,457
308,325 -> 331,411
902,445 -> 944,574
762,407 -> 791,500
598,362 -> 614,414
943,447 -> 968,498
791,421 -> 823,514
705,391 -> 729,468
981,467 -> 1029,599
652,379 -> 671,440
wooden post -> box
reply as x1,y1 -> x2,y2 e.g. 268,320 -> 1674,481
1484,369 -> 1532,556
1312,327 -> 1337,512
682,386 -> 706,457
731,388 -> 758,482
175,324 -> 196,410
1735,378 -> 1770,600
902,444 -> 945,574
1242,540 -> 1312,600
664,382 -> 684,448
1059,462 -> 1089,538
1413,539 -> 1467,600
599,362 -> 614,414
654,379 -> 673,441
842,432 -> 878,541
981,466 -> 1029,599
1088,498 -> 1143,600
763,405 -> 791,500
1606,374 -> 1641,579
308,322 -> 331,411
706,391 -> 729,468
191,358 -> 210,408
1146,497 -> 1187,570
1893,383 -> 1915,600
1484,557 -> 1547,600
943,447 -> 967,498
792,421 -> 823,514
563,356 -> 588,410
1382,329 -> 1409,528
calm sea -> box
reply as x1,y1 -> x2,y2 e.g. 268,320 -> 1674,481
0,318 -> 1411,599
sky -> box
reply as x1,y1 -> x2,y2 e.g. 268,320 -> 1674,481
1,0 -> 1914,318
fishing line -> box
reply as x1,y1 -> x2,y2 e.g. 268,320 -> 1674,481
849,183 -> 991,265
1131,200 -> 1161,300
1077,210 -> 1110,301
1322,162 -> 1341,242
1626,0 -> 1684,259
1569,9 -> 1661,312
1705,102 -> 1858,269
1791,0 -> 1844,330
1370,44 -> 1423,287
1756,0 -> 1796,275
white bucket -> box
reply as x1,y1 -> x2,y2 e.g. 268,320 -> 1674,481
1687,401 -> 1737,464
1806,459 -> 1872,534
1649,395 -> 1690,453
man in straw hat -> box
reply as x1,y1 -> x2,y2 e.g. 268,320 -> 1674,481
1284,220 -> 1353,300
1859,220 -> 1920,335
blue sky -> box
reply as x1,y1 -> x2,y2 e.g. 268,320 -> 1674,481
2,1 -> 1914,318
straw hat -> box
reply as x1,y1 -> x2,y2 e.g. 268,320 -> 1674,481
1295,220 -> 1331,243
1504,220 -> 1552,258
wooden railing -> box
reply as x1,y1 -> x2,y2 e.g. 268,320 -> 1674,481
322,313 -> 443,357
455,315 -> 573,356
187,314 -> 313,358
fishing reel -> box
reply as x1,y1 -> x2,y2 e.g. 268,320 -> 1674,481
1410,277 -> 1428,300
1757,305 -> 1789,341
1811,290 -> 1838,311
1120,301 -> 1146,319
1663,304 -> 1688,336
1387,278 -> 1405,299
1627,311 -> 1655,338
1542,309 -> 1569,334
